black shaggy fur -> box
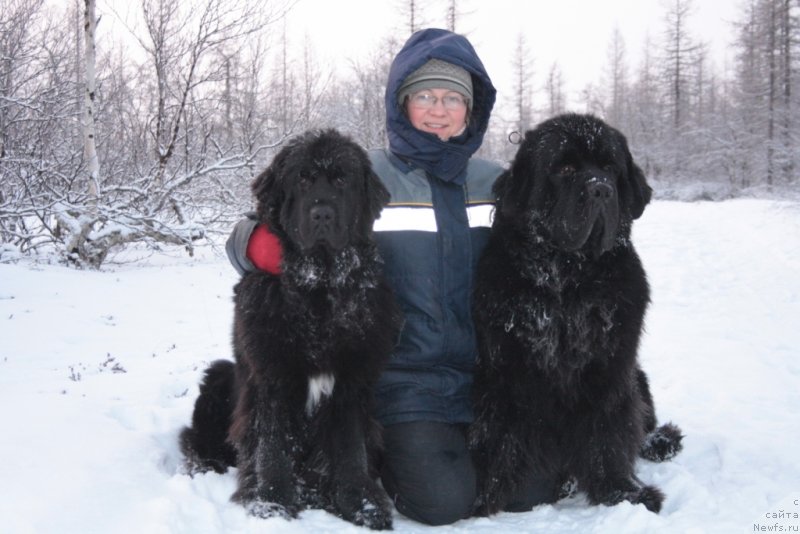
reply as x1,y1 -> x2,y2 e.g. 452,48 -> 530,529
180,130 -> 402,530
469,114 -> 683,515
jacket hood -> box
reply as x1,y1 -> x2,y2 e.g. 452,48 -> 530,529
385,28 -> 496,185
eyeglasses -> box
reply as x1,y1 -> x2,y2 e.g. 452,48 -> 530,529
408,91 -> 468,111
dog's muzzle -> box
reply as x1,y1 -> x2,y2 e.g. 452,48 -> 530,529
298,200 -> 347,251
310,203 -> 336,237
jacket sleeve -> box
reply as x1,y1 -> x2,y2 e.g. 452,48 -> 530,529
225,214 -> 258,275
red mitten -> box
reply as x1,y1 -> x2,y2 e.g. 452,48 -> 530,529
246,224 -> 283,275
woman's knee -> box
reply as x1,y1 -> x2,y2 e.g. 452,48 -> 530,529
393,480 -> 475,525
380,421 -> 477,525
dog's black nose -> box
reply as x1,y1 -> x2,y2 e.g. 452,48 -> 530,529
586,181 -> 613,201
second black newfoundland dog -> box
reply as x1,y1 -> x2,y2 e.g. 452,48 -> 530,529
180,130 -> 401,530
469,114 -> 683,514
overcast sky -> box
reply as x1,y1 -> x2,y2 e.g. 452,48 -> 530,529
285,0 -> 741,109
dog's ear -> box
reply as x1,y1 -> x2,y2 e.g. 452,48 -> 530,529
365,167 -> 390,223
626,161 -> 652,220
251,144 -> 294,227
349,140 -> 389,232
357,157 -> 390,241
494,129 -> 539,219
611,129 -> 651,220
620,144 -> 652,220
491,169 -> 513,216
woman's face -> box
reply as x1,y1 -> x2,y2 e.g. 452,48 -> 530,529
405,88 -> 469,141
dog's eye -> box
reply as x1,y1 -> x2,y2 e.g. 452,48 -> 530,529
331,176 -> 346,188
298,176 -> 313,190
557,164 -> 576,176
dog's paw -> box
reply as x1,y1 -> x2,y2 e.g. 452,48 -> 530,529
471,493 -> 489,517
179,454 -> 230,477
593,483 -> 665,514
352,497 -> 393,531
335,483 -> 393,530
628,485 -> 665,513
556,476 -> 578,500
296,484 -> 327,509
641,422 -> 684,462
178,426 -> 234,475
471,491 -> 502,517
244,499 -> 299,520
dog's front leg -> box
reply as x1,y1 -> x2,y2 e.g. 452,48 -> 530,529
469,394 -> 535,516
231,394 -> 299,519
580,422 -> 665,513
326,388 -> 393,530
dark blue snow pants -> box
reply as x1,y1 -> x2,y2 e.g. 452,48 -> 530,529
380,421 -> 556,525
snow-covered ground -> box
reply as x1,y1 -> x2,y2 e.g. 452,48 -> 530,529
1,199 -> 799,534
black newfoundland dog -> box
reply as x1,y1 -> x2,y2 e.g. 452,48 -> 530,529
469,114 -> 683,515
180,130 -> 401,530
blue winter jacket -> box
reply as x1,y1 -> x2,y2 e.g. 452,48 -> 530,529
371,29 -> 502,426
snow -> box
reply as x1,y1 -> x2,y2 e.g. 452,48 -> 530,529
1,198 -> 799,533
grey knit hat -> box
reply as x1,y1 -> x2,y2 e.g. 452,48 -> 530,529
398,59 -> 474,105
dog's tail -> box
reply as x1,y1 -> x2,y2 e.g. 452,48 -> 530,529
180,359 -> 238,474
637,368 -> 684,462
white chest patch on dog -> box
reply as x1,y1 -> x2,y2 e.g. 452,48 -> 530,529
306,373 -> 335,415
